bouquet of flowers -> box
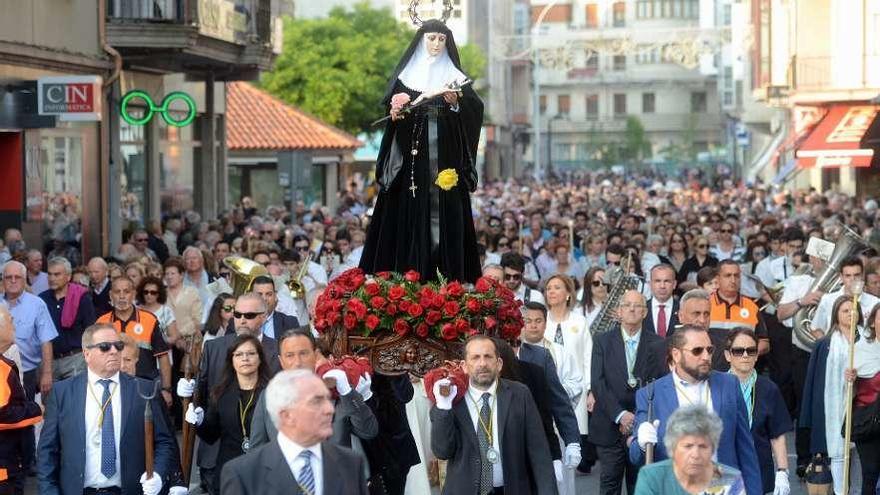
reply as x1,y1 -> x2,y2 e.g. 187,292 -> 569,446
314,268 -> 523,343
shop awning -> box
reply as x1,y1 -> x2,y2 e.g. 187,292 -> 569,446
772,158 -> 799,185
795,104 -> 880,168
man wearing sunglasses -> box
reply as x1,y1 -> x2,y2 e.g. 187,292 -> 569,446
177,292 -> 280,492
628,324 -> 762,495
500,253 -> 544,305
38,323 -> 177,495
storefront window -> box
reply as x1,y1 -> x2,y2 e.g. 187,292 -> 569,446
159,112 -> 200,214
120,118 -> 146,224
36,127 -> 83,243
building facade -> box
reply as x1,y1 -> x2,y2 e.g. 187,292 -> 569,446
527,0 -> 724,174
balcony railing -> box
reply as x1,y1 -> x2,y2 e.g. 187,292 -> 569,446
108,0 -> 183,21
793,55 -> 880,91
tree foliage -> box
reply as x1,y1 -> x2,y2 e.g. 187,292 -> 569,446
261,2 -> 486,136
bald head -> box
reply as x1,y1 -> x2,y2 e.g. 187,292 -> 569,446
618,289 -> 647,331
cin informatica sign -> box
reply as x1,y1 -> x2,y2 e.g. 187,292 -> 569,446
120,90 -> 197,127
37,76 -> 103,121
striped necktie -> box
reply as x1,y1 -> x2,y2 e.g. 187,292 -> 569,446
297,450 -> 316,495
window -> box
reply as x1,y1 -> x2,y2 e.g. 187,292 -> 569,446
724,66 -> 733,90
691,91 -> 707,113
585,3 -> 598,27
614,93 -> 627,116
723,91 -> 733,106
539,95 -> 547,115
642,93 -> 655,113
613,2 -> 625,27
722,4 -> 731,25
613,55 -> 626,71
585,49 -> 599,71
558,94 -> 571,116
586,94 -> 599,120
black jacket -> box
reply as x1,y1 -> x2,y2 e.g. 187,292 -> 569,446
360,374 -> 420,489
0,357 -> 40,479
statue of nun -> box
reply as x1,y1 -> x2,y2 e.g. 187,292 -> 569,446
359,16 -> 483,284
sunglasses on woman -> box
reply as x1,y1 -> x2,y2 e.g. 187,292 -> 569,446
729,346 -> 758,357
142,289 -> 159,296
591,280 -> 606,287
222,305 -> 235,312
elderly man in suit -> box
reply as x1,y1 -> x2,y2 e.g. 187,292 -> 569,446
643,264 -> 679,338
628,324 -> 762,495
221,369 -> 369,494
431,335 -> 556,495
590,290 -> 666,495
37,323 -> 176,495
250,328 -> 377,449
176,292 -> 280,494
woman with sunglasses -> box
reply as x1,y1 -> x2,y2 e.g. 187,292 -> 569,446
186,334 -> 269,494
724,328 -> 792,495
711,221 -> 745,263
842,303 -> 880,495
801,295 -> 864,495
577,267 -> 607,331
203,292 -> 236,344
667,233 -> 689,277
544,273 -> 594,472
136,276 -> 181,347
678,236 -> 718,291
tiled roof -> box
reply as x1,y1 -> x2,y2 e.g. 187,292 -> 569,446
226,82 -> 361,151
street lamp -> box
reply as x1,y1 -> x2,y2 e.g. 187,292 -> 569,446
531,0 -> 560,183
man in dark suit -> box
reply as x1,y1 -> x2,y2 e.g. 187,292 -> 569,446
251,276 -> 299,339
86,257 -> 113,316
643,264 -> 679,338
176,292 -> 280,494
517,302 -> 583,479
250,328 -> 377,449
430,335 -> 556,495
221,369 -> 369,494
590,290 -> 666,495
37,323 -> 176,495
628,324 -> 762,495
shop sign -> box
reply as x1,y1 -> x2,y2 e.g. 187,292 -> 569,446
120,90 -> 197,127
198,0 -> 248,44
37,76 -> 102,121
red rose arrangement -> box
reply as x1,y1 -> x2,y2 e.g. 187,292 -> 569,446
315,355 -> 373,399
423,361 -> 468,405
314,268 -> 524,343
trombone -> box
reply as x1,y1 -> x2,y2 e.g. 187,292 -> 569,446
288,239 -> 323,300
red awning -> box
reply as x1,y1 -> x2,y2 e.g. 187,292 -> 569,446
795,104 -> 880,168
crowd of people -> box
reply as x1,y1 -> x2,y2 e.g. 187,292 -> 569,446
0,169 -> 879,494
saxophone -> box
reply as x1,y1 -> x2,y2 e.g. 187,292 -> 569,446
590,254 -> 641,334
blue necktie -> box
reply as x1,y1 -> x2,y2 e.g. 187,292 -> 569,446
98,379 -> 116,478
297,450 -> 316,494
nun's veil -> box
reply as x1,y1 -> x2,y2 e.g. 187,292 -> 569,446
381,20 -> 467,105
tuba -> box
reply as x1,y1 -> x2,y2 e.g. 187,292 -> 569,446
223,256 -> 269,297
792,225 -> 869,350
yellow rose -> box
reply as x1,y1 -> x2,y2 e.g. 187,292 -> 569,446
435,168 -> 458,191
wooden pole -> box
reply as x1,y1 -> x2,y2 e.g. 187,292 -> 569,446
180,337 -> 200,485
842,282 -> 863,495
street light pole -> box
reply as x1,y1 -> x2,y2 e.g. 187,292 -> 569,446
531,1 -> 560,183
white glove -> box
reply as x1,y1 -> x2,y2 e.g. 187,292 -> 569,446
323,369 -> 352,396
185,403 -> 204,426
176,378 -> 196,398
553,459 -> 563,482
139,472 -> 163,495
562,442 -> 581,469
773,471 -> 790,495
637,419 -> 660,451
432,378 -> 457,410
356,372 -> 373,402
168,487 -> 189,495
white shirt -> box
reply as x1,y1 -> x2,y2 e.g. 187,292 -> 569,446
778,274 -> 814,329
29,272 -> 49,295
544,311 -> 591,433
523,338 -> 583,403
84,370 -> 123,489
466,381 -> 503,488
277,432 -> 323,495
650,297 -> 673,335
514,284 -> 544,306
671,369 -> 713,410
812,289 -> 880,336
753,255 -> 778,288
763,256 -> 795,287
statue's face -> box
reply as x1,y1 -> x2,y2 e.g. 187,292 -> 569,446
424,32 -> 447,57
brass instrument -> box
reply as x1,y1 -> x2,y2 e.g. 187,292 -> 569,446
223,256 -> 269,297
792,225 -> 869,350
288,239 -> 323,300
590,253 -> 641,334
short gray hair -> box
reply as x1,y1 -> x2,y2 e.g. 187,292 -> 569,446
265,369 -> 318,428
47,257 -> 72,274
482,263 -> 503,273
236,292 -> 267,313
680,288 -> 710,306
82,323 -> 118,348
663,405 -> 723,454
2,261 -> 26,278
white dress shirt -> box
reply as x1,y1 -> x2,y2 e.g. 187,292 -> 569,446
671,369 -> 713,410
84,370 -> 123,489
514,284 -> 545,306
277,432 -> 323,495
467,381 -> 503,488
650,297 -> 673,335
778,274 -> 814,331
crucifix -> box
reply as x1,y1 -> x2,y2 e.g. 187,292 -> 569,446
409,182 -> 418,198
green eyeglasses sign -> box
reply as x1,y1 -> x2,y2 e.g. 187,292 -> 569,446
120,90 -> 197,127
